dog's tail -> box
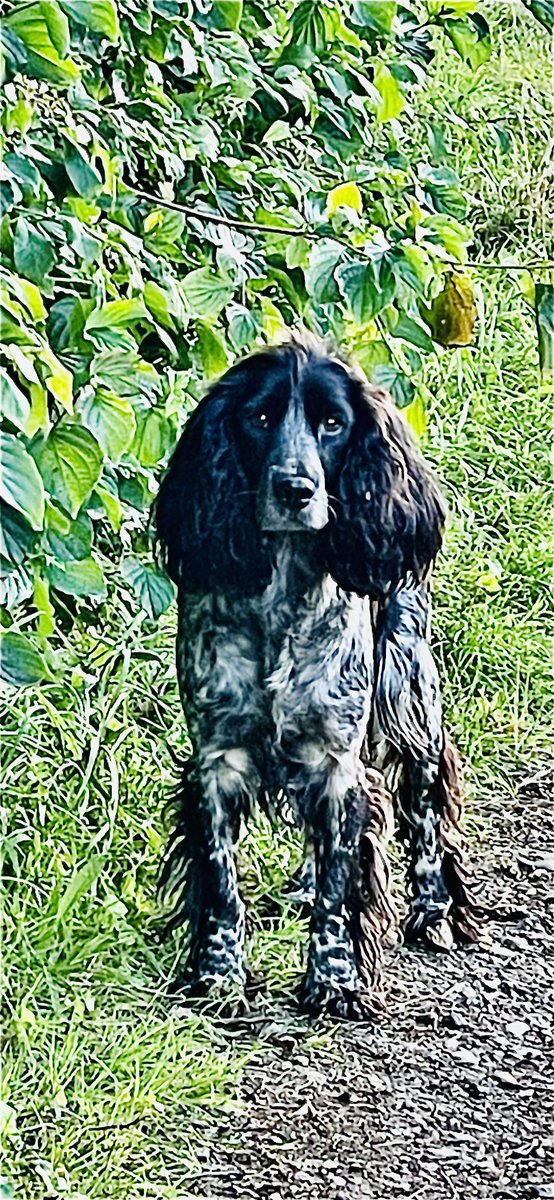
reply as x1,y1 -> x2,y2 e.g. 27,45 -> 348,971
437,733 -> 489,942
348,770 -> 397,1004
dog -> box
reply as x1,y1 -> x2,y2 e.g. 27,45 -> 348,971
154,334 -> 483,1018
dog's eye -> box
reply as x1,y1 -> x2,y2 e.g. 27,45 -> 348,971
321,414 -> 343,433
254,412 -> 270,429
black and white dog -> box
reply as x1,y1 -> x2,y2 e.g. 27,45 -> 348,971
155,334 -> 482,1018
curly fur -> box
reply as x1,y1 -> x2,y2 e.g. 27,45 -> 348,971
154,335 -> 483,1017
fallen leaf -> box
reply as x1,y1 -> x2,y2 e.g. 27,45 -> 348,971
517,851 -> 554,872
494,1070 -> 521,1089
506,1019 -> 530,1038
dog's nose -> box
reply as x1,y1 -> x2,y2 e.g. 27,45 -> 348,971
273,474 -> 316,510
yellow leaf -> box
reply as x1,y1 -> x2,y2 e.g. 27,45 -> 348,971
430,272 -> 477,347
476,571 -> 501,593
403,395 -> 427,440
25,384 -> 50,436
144,210 -> 162,233
40,346 -> 73,411
374,63 -> 405,124
260,298 -> 286,343
19,1003 -> 36,1027
34,575 -> 55,638
327,182 -> 363,216
16,279 -> 46,321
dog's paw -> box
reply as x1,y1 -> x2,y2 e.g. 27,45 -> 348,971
403,909 -> 455,952
168,971 -> 248,1015
299,976 -> 379,1021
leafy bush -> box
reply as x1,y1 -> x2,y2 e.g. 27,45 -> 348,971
0,0 -> 502,683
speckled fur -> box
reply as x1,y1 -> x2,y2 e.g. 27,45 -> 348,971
155,337 -> 483,1016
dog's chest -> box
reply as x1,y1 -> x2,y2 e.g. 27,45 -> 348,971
178,548 -> 375,757
259,547 -> 375,754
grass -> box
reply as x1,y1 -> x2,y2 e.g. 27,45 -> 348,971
1,5 -> 552,1198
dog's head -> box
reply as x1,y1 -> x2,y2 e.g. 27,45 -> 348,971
154,336 -> 446,596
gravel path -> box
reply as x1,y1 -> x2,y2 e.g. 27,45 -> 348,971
186,765 -> 554,1200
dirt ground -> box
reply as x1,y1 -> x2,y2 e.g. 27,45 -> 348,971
184,765 -> 554,1200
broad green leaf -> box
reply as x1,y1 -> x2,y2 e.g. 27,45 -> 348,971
143,280 -> 186,331
393,245 -> 434,293
226,304 -> 262,352
56,856 -> 104,922
207,0 -> 243,31
85,299 -> 150,333
4,2 -> 80,83
182,269 -> 234,320
63,140 -> 102,198
522,0 -> 554,30
0,502 -> 36,565
4,152 -> 40,198
59,0 -> 120,40
78,390 -> 136,459
47,295 -> 88,351
392,312 -> 435,353
47,555 -> 107,599
13,217 -> 55,286
262,120 -> 291,145
371,363 -> 415,408
37,423 -> 103,517
374,63 -> 404,123
305,240 -> 343,305
121,556 -> 176,620
197,323 -> 231,379
0,367 -> 30,428
131,409 -> 173,469
444,13 -> 491,68
327,182 -> 363,216
0,631 -> 48,687
336,261 -> 380,323
351,1 -> 396,32
535,283 -> 554,373
285,237 -> 311,270
95,482 -> 123,531
45,504 -> 92,562
354,339 -> 390,378
90,350 -> 160,399
420,214 -> 469,262
0,431 -> 45,530
420,165 -> 467,220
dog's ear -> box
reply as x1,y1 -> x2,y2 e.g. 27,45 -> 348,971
325,379 -> 446,597
153,377 -> 269,594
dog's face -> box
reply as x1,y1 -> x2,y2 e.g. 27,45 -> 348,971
233,356 -> 355,532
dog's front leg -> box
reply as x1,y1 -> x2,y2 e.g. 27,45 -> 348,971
298,762 -> 394,1020
160,749 -> 258,999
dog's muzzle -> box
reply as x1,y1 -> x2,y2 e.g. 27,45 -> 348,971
259,464 -> 329,531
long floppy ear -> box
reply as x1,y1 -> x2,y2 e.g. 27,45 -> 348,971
153,377 -> 270,594
325,379 -> 446,597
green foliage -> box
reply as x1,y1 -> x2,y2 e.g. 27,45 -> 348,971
0,0 -> 544,682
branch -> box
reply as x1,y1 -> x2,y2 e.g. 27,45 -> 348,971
129,186 -> 554,271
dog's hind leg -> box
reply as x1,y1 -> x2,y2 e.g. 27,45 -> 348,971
374,581 -> 485,949
159,749 -> 258,998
